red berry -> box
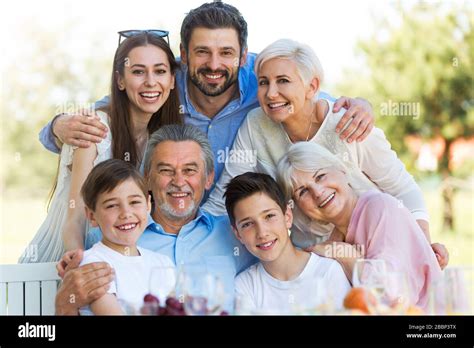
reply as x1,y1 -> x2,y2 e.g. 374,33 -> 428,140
144,293 -> 160,304
166,307 -> 184,316
166,297 -> 183,311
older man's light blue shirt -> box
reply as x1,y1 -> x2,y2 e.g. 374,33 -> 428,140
85,209 -> 257,312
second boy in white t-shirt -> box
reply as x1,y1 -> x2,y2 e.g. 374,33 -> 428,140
224,172 -> 351,314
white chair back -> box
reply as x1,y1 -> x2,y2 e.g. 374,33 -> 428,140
0,262 -> 60,315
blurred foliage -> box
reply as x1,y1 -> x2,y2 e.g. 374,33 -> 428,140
337,1 -> 473,177
1,20 -> 112,196
2,2 -> 473,198
452,157 -> 474,179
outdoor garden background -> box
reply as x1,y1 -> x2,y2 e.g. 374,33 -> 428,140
1,0 -> 472,267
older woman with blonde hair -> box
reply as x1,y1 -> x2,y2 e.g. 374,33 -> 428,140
276,142 -> 443,309
203,38 -> 448,268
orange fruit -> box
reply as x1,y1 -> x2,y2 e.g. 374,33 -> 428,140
406,305 -> 424,315
343,287 -> 377,314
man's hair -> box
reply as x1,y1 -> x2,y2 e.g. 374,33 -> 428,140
81,159 -> 147,211
224,172 -> 287,227
180,1 -> 248,54
143,124 -> 214,176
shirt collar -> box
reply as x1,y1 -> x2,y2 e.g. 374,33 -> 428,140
194,207 -> 214,229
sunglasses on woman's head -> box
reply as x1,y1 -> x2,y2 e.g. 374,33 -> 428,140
118,29 -> 170,46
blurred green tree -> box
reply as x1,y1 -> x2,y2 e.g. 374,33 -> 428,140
1,19 -> 111,201
337,1 -> 473,231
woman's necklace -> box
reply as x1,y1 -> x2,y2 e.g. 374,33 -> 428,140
305,104 -> 319,141
283,103 -> 319,142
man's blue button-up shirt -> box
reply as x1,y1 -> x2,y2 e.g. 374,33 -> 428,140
176,53 -> 259,187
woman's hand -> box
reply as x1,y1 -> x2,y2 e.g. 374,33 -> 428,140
431,243 -> 449,270
304,241 -> 333,257
415,219 -> 449,270
333,97 -> 375,143
56,249 -> 81,279
305,241 -> 365,283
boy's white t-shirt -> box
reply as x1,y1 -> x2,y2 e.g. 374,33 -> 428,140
79,241 -> 175,315
235,253 -> 351,314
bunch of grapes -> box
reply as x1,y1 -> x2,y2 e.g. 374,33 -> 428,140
141,293 -> 228,316
141,294 -> 185,315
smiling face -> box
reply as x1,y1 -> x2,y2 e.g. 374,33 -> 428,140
146,140 -> 214,224
292,166 -> 356,224
86,178 -> 151,254
257,58 -> 318,124
181,27 -> 246,97
117,45 -> 175,118
232,192 -> 293,263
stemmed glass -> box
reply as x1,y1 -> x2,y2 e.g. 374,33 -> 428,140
176,265 -> 225,315
430,266 -> 473,315
234,294 -> 255,315
290,277 -> 331,315
445,266 -> 473,314
149,266 -> 177,303
352,259 -> 388,314
381,272 -> 412,313
118,298 -> 140,315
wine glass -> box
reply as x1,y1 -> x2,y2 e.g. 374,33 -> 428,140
117,298 -> 140,315
352,259 -> 388,290
149,266 -> 177,304
234,294 -> 256,315
428,277 -> 447,315
381,272 -> 411,313
444,266 -> 473,314
290,277 -> 331,315
177,265 -> 225,315
352,259 -> 388,314
428,266 -> 473,315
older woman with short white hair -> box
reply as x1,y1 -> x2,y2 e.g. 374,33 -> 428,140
203,38 -> 447,268
276,142 -> 443,309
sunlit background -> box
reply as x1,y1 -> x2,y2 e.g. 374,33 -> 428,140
1,0 -> 472,265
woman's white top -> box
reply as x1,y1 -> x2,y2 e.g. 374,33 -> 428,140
203,101 -> 428,248
19,111 -> 112,263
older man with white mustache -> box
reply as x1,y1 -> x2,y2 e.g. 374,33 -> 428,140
55,124 -> 256,315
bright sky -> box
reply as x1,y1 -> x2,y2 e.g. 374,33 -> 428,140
0,0 -> 403,89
